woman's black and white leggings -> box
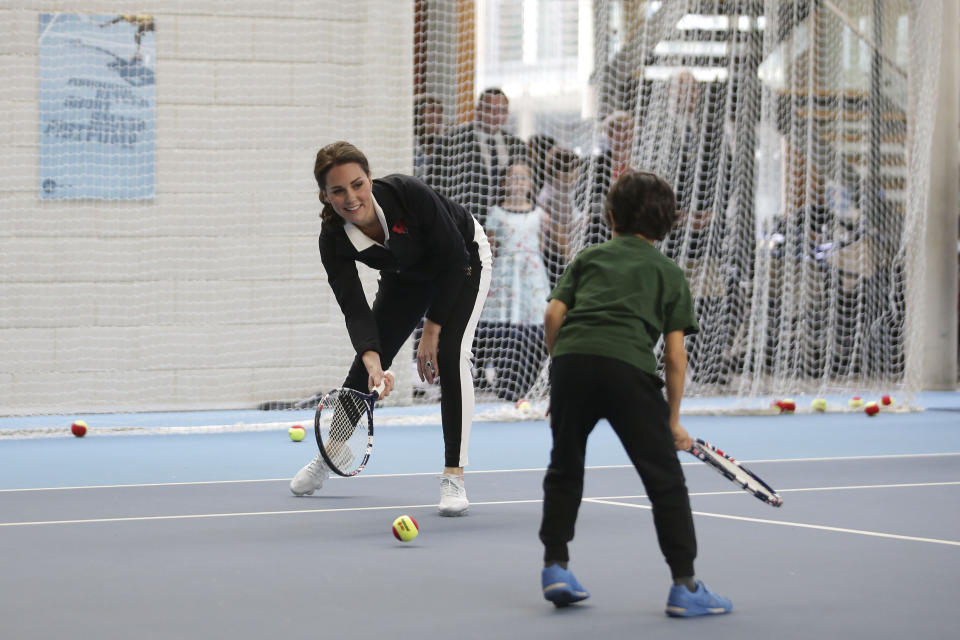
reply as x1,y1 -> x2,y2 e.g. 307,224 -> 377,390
342,220 -> 491,468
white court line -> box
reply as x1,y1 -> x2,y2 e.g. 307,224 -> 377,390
582,497 -> 960,547
1,480 -> 958,530
1,451 -> 959,493
592,480 -> 960,501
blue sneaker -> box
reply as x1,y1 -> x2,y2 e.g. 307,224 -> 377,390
665,581 -> 733,617
541,564 -> 590,607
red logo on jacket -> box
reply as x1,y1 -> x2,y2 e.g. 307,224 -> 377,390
391,220 -> 406,234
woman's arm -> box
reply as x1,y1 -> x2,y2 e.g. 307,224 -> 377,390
319,230 -> 381,358
415,319 -> 441,384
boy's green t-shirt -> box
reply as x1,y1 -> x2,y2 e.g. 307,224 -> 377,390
549,235 -> 699,377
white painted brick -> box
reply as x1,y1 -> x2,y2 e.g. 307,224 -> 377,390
0,283 -> 97,328
0,145 -> 38,192
0,9 -> 40,57
158,104 -> 318,150
0,99 -> 38,149
251,365 -> 326,406
173,15 -> 254,61
0,54 -> 38,102
53,326 -> 143,371
215,61 -> 294,105
156,59 -> 217,104
252,18 -> 322,63
0,328 -> 58,374
0,0 -> 414,412
171,367 -> 258,406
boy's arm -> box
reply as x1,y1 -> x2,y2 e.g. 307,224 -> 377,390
663,329 -> 692,451
544,299 -> 568,355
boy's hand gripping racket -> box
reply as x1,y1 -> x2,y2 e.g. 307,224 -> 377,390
687,438 -> 783,507
313,372 -> 392,477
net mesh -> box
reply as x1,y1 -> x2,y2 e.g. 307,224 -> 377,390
0,1 -> 943,417
417,0 -> 939,412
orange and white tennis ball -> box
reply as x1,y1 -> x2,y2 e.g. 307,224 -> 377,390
70,420 -> 87,437
516,399 -> 531,411
848,396 -> 864,409
881,395 -> 894,406
288,425 -> 306,442
864,401 -> 880,417
811,398 -> 828,412
392,515 -> 419,542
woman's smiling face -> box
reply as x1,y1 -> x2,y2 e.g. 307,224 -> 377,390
321,162 -> 375,228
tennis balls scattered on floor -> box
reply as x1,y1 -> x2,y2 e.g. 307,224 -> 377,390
881,395 -> 894,406
864,401 -> 880,417
811,398 -> 828,412
392,515 -> 419,542
288,425 -> 306,442
516,399 -> 531,411
70,420 -> 88,437
772,399 -> 794,414
848,396 -> 864,409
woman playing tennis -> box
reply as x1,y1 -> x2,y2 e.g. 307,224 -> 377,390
290,141 -> 491,516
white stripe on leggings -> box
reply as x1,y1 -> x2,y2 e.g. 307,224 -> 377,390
457,218 -> 492,467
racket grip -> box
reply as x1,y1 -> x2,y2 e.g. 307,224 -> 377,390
372,370 -> 393,399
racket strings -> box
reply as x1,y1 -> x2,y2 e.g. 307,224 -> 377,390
693,442 -> 782,506
318,391 -> 370,474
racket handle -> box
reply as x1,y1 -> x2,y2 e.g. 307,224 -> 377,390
372,370 -> 393,399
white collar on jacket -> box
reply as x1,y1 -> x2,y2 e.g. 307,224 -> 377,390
343,193 -> 389,251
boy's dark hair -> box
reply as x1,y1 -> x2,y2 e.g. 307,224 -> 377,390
604,170 -> 678,240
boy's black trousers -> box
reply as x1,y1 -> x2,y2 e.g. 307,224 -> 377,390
539,353 -> 697,579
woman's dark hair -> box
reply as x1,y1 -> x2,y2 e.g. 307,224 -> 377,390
313,141 -> 371,224
604,170 -> 678,240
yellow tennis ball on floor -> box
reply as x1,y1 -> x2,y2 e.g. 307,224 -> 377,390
811,398 -> 828,412
848,396 -> 864,409
288,425 -> 306,442
392,515 -> 419,542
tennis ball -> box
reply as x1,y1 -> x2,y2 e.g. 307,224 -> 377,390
811,398 -> 828,412
516,399 -> 531,411
70,420 -> 87,437
772,399 -> 794,414
848,396 -> 864,409
288,425 -> 306,442
881,395 -> 894,406
392,515 -> 419,542
864,401 -> 880,417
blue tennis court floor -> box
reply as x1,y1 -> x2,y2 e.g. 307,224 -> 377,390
1,391 -> 958,639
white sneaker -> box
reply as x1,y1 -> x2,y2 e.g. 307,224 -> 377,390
290,454 -> 329,496
438,473 -> 469,516
327,444 -> 355,472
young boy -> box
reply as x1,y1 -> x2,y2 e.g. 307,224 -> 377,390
538,170 -> 732,617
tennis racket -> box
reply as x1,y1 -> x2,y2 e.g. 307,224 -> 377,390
313,372 -> 392,477
687,438 -> 783,507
